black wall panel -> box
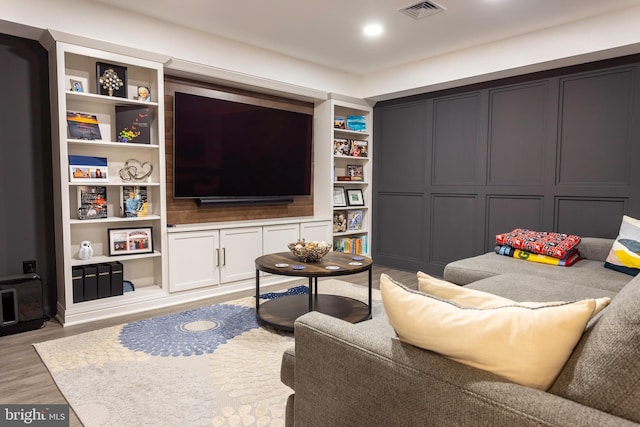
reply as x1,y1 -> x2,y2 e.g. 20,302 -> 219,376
558,68 -> 633,185
373,193 -> 426,271
488,83 -> 548,186
373,56 -> 640,275
432,94 -> 482,185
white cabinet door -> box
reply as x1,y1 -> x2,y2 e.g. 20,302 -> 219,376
220,227 -> 263,283
168,230 -> 220,292
263,223 -> 300,254
300,221 -> 332,244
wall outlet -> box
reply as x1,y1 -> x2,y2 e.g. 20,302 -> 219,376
23,260 -> 36,274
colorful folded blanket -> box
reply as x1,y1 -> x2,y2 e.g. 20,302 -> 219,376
495,245 -> 581,267
495,229 -> 581,259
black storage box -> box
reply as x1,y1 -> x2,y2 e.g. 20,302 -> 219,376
0,274 -> 47,336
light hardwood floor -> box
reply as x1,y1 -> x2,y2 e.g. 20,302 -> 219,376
0,265 -> 417,426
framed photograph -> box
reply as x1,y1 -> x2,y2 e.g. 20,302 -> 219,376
137,86 -> 151,102
108,227 -> 153,256
121,186 -> 149,218
77,186 -> 107,219
333,138 -> 350,156
96,62 -> 128,98
70,79 -> 84,93
333,186 -> 347,207
347,210 -> 364,231
347,164 -> 364,181
333,210 -> 347,233
66,112 -> 102,140
333,116 -> 346,129
69,155 -> 108,182
349,140 -> 368,157
346,189 -> 365,206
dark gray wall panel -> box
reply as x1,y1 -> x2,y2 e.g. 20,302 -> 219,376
486,196 -> 544,251
430,195 -> 477,265
432,94 -> 481,185
555,198 -> 626,238
488,83 -> 547,185
374,102 -> 428,192
558,69 -> 633,185
375,193 -> 426,266
373,56 -> 640,276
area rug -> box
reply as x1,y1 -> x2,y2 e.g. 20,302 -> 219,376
34,280 -> 383,427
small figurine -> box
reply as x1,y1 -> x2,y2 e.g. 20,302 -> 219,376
78,240 -> 94,260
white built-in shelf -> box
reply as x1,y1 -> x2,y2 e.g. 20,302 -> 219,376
70,250 -> 162,267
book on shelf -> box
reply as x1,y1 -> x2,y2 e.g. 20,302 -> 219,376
334,138 -> 351,156
66,112 -> 102,140
334,235 -> 368,255
347,164 -> 364,181
116,105 -> 151,144
69,155 -> 108,182
77,186 -> 107,220
121,185 -> 149,218
346,115 -> 367,132
349,140 -> 368,157
347,210 -> 363,230
336,176 -> 352,181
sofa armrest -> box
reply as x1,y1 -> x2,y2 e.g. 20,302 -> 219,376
291,311 -> 636,427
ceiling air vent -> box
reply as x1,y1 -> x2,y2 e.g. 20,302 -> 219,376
399,1 -> 446,20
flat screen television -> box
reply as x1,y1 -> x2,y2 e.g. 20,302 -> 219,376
173,91 -> 313,205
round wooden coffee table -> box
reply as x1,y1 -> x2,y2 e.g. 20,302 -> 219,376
255,251 -> 373,331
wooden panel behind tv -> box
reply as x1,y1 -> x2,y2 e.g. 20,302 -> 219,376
164,77 -> 314,225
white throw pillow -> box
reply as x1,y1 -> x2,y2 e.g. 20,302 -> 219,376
381,274 -> 610,390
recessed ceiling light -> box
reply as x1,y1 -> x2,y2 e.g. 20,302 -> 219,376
363,23 -> 384,38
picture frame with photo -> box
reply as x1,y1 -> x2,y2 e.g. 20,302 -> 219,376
333,186 -> 347,207
137,86 -> 151,102
121,185 -> 149,218
70,79 -> 84,93
346,189 -> 365,206
77,186 -> 107,220
333,210 -> 347,233
108,226 -> 153,256
346,164 -> 364,181
69,155 -> 108,182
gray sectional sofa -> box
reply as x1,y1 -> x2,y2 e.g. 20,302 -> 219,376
280,237 -> 640,426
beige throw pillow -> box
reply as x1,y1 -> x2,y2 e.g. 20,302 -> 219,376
381,274 -> 610,390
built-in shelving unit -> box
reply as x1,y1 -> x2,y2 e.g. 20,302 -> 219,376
315,96 -> 373,256
49,42 -> 167,325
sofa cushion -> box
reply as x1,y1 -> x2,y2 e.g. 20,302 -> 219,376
549,276 -> 640,423
380,273 -> 610,391
443,252 -> 630,293
605,215 -> 640,276
417,272 -> 611,314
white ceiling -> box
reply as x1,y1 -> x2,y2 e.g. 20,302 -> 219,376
91,0 -> 640,75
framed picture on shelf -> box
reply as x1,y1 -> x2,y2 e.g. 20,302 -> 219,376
66,112 -> 102,140
70,79 -> 84,93
333,186 -> 347,207
347,164 -> 364,181
333,116 -> 346,129
96,62 -> 127,98
346,189 -> 365,206
137,86 -> 151,102
333,210 -> 347,233
333,138 -> 351,156
77,186 -> 107,219
116,105 -> 151,143
346,115 -> 367,132
69,155 -> 108,182
347,210 -> 364,231
108,226 -> 153,256
121,185 -> 149,218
